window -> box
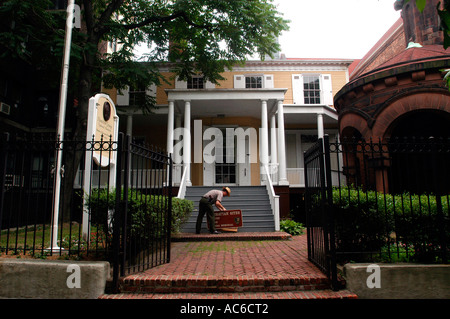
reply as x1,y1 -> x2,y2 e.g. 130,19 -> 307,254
245,76 -> 263,88
187,76 -> 204,89
303,75 -> 321,104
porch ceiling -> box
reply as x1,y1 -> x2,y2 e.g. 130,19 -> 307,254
166,88 -> 287,119
283,104 -> 338,125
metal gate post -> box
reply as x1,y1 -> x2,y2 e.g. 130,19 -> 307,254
112,132 -> 123,293
323,135 -> 338,290
167,154 -> 173,263
430,137 -> 447,263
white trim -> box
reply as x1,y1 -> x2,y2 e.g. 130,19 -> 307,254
166,88 -> 287,101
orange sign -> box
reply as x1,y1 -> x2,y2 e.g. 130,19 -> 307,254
214,210 -> 243,229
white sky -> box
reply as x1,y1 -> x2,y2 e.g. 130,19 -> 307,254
134,0 -> 402,60
274,0 -> 402,59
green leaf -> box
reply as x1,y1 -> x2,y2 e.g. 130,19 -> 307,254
416,0 -> 427,12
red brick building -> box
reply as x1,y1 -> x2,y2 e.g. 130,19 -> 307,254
335,0 -> 450,142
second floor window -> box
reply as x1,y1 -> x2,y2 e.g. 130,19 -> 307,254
187,76 -> 204,89
303,75 -> 321,104
245,76 -> 263,88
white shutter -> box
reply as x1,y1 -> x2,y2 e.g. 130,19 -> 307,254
264,74 -> 274,89
116,86 -> 129,105
205,80 -> 215,89
146,83 -> 157,98
234,75 -> 245,88
321,74 -> 333,106
175,77 -> 187,89
292,74 -> 304,104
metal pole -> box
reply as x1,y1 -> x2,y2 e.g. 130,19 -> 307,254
50,0 -> 75,252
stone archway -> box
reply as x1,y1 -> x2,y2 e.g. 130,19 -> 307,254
371,92 -> 450,140
385,108 -> 450,194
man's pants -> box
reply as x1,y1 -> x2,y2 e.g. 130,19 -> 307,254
196,197 -> 216,233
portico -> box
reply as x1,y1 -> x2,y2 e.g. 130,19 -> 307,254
164,88 -> 289,189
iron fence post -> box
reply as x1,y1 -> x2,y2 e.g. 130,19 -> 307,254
430,137 -> 447,263
121,134 -> 131,276
112,132 -> 123,293
0,133 -> 9,231
167,153 -> 173,263
303,150 -> 312,261
323,135 -> 338,290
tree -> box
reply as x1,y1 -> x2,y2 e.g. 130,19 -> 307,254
1,0 -> 289,219
2,0 -> 289,136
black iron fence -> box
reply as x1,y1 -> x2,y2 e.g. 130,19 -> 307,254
304,136 -> 450,289
112,134 -> 172,285
0,132 -> 172,290
304,135 -> 338,290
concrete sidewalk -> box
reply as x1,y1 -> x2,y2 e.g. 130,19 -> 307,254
100,234 -> 357,299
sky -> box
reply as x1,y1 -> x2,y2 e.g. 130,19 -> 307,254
134,0 -> 402,60
274,0 -> 402,59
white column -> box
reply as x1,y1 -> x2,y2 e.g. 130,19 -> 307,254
174,114 -> 182,163
126,114 -> 133,137
260,100 -> 269,182
174,114 -> 182,185
183,100 -> 192,186
270,114 -> 278,182
317,113 -> 324,139
167,100 -> 174,154
277,100 -> 288,185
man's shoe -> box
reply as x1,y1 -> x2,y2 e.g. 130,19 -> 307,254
211,231 -> 220,234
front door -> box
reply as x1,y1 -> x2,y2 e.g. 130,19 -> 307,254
202,126 -> 251,186
237,130 -> 251,186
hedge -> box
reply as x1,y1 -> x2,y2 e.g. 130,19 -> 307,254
311,187 -> 449,263
86,188 -> 193,238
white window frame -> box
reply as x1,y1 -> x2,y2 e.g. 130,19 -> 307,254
292,74 -> 333,106
233,74 -> 274,89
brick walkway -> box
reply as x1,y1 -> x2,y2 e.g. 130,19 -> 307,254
142,234 -> 318,277
100,234 -> 357,299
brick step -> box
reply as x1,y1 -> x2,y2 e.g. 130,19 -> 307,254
172,231 -> 292,242
115,274 -> 333,294
99,289 -> 358,299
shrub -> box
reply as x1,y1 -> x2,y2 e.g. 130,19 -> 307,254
86,188 -> 193,238
280,219 -> 305,236
310,187 -> 449,263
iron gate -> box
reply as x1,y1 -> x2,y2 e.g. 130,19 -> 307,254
112,133 -> 173,291
0,132 -> 172,292
304,135 -> 338,290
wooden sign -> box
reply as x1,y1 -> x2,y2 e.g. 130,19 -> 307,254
214,210 -> 243,229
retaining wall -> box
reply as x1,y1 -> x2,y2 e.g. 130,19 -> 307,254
344,263 -> 450,299
0,258 -> 110,299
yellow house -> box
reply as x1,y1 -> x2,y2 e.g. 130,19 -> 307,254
108,56 -> 353,231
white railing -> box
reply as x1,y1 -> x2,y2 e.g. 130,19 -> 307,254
173,163 -> 183,186
286,168 -> 347,187
177,166 -> 188,199
74,169 -> 166,189
286,168 -> 305,186
263,165 -> 280,231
